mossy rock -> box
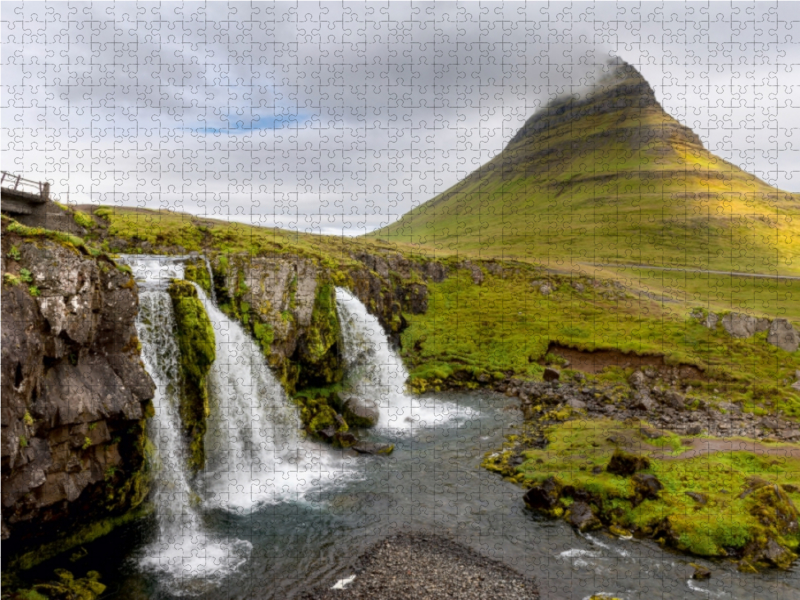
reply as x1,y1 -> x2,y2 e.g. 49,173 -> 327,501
167,279 -> 216,474
183,260 -> 213,297
30,569 -> 106,600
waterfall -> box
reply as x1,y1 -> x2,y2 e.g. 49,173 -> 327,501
122,257 -> 251,596
334,287 -> 459,431
195,285 -> 356,512
123,254 -> 356,521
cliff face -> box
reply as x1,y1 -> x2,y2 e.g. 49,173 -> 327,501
1,223 -> 155,552
181,250 -> 442,397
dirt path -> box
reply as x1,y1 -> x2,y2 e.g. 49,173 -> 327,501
653,438 -> 800,461
581,262 -> 800,281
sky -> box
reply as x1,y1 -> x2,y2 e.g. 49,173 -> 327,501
2,1 -> 798,236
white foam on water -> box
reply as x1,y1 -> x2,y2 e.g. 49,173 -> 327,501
331,575 -> 356,589
335,287 -> 463,433
687,579 -> 727,598
559,548 -> 600,559
121,254 -> 188,289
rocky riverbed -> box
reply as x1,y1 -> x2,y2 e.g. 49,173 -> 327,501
486,368 -> 800,572
301,533 -> 540,600
495,368 -> 800,443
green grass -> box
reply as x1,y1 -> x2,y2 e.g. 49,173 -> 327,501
92,206 -> 383,272
370,72 -> 800,300
590,266 -> 800,324
490,417 -> 800,564
400,264 -> 800,407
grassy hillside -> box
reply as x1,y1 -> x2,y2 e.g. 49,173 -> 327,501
371,62 -> 800,278
49,205 -> 799,408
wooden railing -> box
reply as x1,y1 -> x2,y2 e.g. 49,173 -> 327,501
0,171 -> 50,202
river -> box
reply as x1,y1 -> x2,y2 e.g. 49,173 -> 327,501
29,256 -> 799,600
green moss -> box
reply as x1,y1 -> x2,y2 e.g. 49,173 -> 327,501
297,392 -> 350,444
399,266 -> 800,406
9,504 -> 153,571
252,321 -> 274,353
5,220 -> 87,252
73,210 -> 95,229
167,280 -> 216,474
296,282 -> 343,388
494,417 -> 800,569
183,261 -> 212,296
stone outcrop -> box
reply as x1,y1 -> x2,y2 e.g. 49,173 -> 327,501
196,253 -> 343,394
768,319 -> 800,353
1,221 -> 155,553
192,250 -> 447,395
692,309 -> 799,353
722,312 -> 771,339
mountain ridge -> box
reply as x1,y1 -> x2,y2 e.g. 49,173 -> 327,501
373,60 -> 799,276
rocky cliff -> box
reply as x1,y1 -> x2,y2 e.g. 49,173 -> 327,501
1,219 -> 155,563
182,249 -> 442,398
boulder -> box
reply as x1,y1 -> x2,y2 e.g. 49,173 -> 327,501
663,390 -> 685,410
334,431 -> 358,448
632,473 -> 663,500
352,442 -> 394,456
342,396 -> 380,428
767,319 -> 800,353
685,492 -> 708,506
567,398 -> 586,410
640,426 -> 662,440
523,476 -> 562,511
632,392 -> 656,411
607,450 -> 650,476
690,564 -> 711,580
460,261 -> 484,285
691,308 -> 719,330
721,312 -> 771,339
424,261 -> 448,283
543,368 -> 560,382
629,370 -> 647,389
567,501 -> 602,532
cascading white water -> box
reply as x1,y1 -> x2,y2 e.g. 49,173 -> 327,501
194,285 -> 356,512
334,287 -> 461,431
123,257 -> 251,596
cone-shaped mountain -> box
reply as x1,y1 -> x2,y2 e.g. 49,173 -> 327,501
374,61 -> 799,274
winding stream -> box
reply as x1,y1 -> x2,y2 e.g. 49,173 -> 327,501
48,256 -> 800,600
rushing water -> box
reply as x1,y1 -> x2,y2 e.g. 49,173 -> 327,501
127,260 -> 252,596
55,256 -> 800,599
195,285 -> 357,512
335,287 -> 459,432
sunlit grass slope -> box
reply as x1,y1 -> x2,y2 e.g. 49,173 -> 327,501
372,62 -> 800,276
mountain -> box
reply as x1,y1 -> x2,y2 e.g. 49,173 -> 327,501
373,61 -> 799,275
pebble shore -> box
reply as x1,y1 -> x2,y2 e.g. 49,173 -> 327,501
301,532 -> 539,600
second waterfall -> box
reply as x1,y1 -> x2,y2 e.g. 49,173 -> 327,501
197,286 -> 355,512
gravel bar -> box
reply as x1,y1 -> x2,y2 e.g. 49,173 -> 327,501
301,532 -> 539,600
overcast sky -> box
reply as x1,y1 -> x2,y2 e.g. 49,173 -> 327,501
2,2 -> 798,235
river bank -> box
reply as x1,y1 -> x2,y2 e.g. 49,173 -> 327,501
301,532 -> 540,600
8,391 -> 799,600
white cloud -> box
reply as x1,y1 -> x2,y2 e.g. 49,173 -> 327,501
2,1 -> 798,236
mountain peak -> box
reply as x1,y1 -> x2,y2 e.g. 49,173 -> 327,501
508,59 -> 663,146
